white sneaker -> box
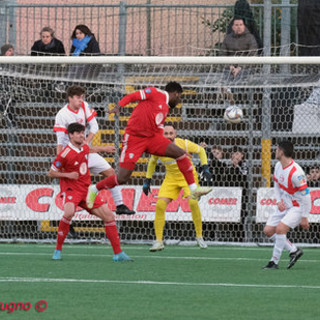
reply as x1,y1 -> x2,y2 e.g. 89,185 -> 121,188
196,237 -> 208,249
149,241 -> 164,252
191,186 -> 213,200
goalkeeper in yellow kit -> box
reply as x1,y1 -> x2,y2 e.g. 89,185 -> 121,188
143,125 -> 212,252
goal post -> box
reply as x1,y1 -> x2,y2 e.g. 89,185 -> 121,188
1,56 -> 320,246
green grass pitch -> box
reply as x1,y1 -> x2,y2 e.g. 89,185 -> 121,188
0,243 -> 319,320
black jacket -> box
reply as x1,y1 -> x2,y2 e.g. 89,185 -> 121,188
31,38 -> 65,56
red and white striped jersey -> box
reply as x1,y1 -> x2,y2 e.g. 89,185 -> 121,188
273,160 -> 308,209
53,101 -> 97,146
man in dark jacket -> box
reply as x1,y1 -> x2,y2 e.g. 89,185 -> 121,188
221,17 -> 258,80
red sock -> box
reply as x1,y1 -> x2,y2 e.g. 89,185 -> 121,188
96,175 -> 119,191
176,154 -> 195,185
104,220 -> 122,254
56,216 -> 71,251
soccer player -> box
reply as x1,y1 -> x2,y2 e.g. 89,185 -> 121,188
143,125 -> 212,251
263,140 -> 310,269
48,122 -> 132,262
53,85 -> 134,215
86,82 -> 212,208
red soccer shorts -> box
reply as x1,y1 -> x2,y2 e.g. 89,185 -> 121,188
119,132 -> 172,170
62,188 -> 105,213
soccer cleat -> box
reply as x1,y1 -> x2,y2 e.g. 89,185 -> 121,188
190,186 -> 213,200
263,261 -> 279,269
116,204 -> 135,215
287,248 -> 303,269
52,250 -> 61,260
196,237 -> 208,249
149,241 -> 165,252
113,251 -> 133,262
86,185 -> 98,209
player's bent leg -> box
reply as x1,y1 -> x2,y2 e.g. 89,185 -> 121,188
100,168 -> 135,215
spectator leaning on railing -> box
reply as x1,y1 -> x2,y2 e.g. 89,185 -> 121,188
220,17 -> 258,81
31,27 -> 65,56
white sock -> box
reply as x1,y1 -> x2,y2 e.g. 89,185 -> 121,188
271,234 -> 286,264
268,234 -> 276,242
110,186 -> 123,206
284,238 -> 297,253
189,183 -> 197,192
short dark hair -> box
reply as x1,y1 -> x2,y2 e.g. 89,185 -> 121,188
278,140 -> 294,158
232,17 -> 245,25
232,146 -> 244,155
67,86 -> 86,98
165,82 -> 183,93
67,122 -> 85,134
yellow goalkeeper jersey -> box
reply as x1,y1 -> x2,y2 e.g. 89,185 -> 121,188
146,138 -> 208,181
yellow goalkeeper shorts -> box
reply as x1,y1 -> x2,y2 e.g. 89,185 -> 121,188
158,176 -> 199,200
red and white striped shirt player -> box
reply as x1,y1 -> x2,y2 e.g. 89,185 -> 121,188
263,140 -> 311,270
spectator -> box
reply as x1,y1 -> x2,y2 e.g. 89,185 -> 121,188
306,166 -> 320,188
31,27 -> 65,56
209,145 -> 228,186
221,17 -> 258,81
225,146 -> 248,188
1,44 -> 14,56
199,143 -> 227,186
69,24 -> 101,80
70,24 -> 100,56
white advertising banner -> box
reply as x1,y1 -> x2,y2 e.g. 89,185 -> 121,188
256,187 -> 320,223
0,185 -> 242,222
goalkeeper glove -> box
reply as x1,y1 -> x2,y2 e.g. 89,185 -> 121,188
143,178 -> 152,196
202,165 -> 212,182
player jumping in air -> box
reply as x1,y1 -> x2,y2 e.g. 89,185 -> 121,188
54,85 -> 134,215
48,122 -> 132,262
263,140 -> 310,269
86,82 -> 213,208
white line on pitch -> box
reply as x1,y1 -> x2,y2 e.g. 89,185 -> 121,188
0,251 -> 318,263
0,277 -> 320,290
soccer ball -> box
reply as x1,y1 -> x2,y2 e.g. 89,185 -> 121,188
223,105 -> 243,124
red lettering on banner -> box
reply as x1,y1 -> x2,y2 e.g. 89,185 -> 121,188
25,188 -> 54,212
0,197 -> 16,204
260,198 -> 277,206
137,189 -> 159,211
166,190 -> 190,212
208,198 -> 237,205
310,190 -> 320,214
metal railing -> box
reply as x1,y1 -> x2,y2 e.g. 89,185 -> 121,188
0,2 -> 298,57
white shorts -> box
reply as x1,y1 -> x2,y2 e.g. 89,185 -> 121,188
88,153 -> 112,175
266,206 -> 303,229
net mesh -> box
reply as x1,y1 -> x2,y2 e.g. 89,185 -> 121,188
1,59 -> 320,245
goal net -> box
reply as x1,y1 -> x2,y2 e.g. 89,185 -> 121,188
1,56 -> 320,246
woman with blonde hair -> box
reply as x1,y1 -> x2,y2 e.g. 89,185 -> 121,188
31,27 -> 65,56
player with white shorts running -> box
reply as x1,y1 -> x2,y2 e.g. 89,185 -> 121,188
263,140 -> 310,270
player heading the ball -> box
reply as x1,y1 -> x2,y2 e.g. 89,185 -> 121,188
86,82 -> 213,208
